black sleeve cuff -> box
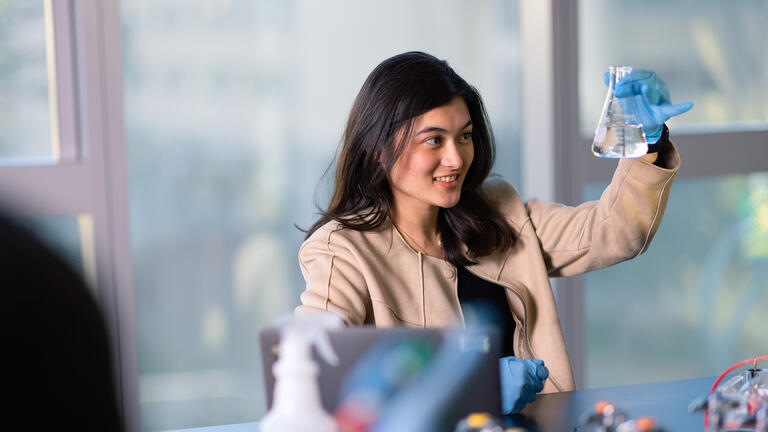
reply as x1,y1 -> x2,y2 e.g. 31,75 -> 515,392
646,124 -> 669,154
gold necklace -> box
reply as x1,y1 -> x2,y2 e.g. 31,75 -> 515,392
394,223 -> 445,260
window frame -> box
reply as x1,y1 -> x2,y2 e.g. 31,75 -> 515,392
0,1 -> 138,430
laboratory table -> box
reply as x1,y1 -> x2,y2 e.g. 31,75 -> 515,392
163,376 -> 714,432
515,375 -> 712,431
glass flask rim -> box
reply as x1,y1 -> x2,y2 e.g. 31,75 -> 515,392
608,65 -> 633,82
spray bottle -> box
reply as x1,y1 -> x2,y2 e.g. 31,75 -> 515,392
260,312 -> 343,432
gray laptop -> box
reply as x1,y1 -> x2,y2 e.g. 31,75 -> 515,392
259,326 -> 502,423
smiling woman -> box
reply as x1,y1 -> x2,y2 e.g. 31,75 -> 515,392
296,51 -> 684,414
302,52 -> 515,268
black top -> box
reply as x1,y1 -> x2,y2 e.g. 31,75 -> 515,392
457,267 -> 516,358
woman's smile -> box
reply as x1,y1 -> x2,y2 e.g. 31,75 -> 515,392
434,174 -> 460,187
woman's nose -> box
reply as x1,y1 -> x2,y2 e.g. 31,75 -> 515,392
441,142 -> 463,168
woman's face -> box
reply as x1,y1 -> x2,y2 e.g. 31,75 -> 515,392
389,97 -> 474,215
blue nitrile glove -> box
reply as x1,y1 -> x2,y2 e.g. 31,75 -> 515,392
603,70 -> 693,143
499,356 -> 549,414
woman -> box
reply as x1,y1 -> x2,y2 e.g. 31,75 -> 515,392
296,51 -> 689,413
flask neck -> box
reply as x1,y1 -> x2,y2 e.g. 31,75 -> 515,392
609,65 -> 633,86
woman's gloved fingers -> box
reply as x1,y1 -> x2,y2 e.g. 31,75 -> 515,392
658,101 -> 694,118
640,82 -> 668,105
523,387 -> 536,404
615,71 -> 675,109
625,69 -> 654,82
511,399 -> 525,413
524,370 -> 541,390
499,356 -> 549,414
530,378 -> 544,394
639,102 -> 693,142
603,69 -> 654,87
523,359 -> 547,393
613,70 -> 659,98
526,359 -> 549,381
511,387 -> 535,413
531,359 -> 549,381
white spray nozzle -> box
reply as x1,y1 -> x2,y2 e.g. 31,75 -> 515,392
274,312 -> 343,365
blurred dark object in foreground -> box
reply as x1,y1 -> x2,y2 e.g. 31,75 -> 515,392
0,213 -> 123,431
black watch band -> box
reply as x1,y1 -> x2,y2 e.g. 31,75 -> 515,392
646,124 -> 669,154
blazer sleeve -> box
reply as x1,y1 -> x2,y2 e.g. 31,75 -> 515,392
295,226 -> 369,325
525,143 -> 681,277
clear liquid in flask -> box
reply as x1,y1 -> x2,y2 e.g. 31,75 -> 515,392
591,66 -> 649,158
592,122 -> 648,158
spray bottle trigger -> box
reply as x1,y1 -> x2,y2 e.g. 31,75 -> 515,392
287,311 -> 343,366
312,312 -> 343,365
314,329 -> 339,366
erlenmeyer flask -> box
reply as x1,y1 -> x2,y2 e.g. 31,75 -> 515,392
592,66 -> 648,158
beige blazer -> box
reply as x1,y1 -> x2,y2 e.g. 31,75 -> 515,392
296,145 -> 680,393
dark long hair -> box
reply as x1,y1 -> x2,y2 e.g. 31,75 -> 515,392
306,51 -> 516,267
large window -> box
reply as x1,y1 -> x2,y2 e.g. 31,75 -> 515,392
120,1 -> 522,429
584,172 -> 768,387
571,0 -> 768,389
0,1 -> 51,161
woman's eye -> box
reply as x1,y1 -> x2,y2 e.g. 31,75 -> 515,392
426,136 -> 442,145
460,132 -> 472,141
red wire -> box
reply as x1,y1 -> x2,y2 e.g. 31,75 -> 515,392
704,355 -> 768,429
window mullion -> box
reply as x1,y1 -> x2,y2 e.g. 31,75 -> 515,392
74,1 -> 140,431
47,0 -> 79,162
